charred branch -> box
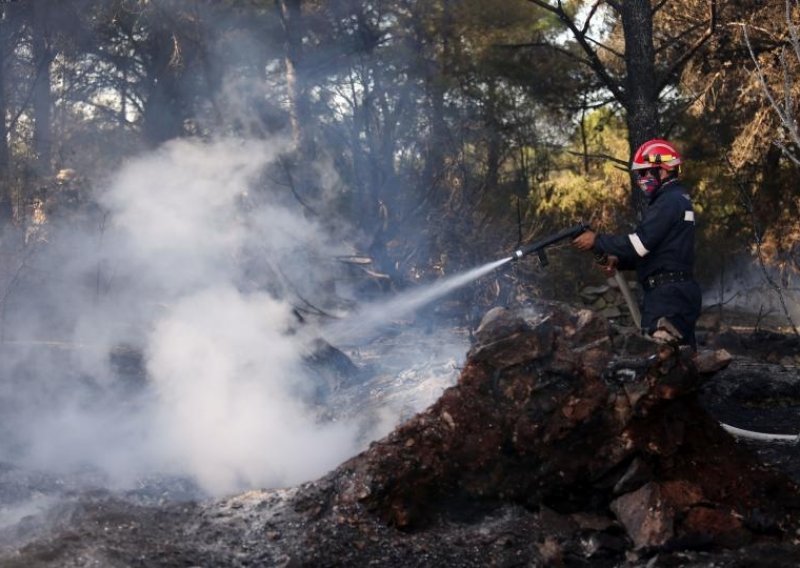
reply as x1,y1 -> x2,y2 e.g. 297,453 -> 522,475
522,0 -> 625,103
580,0 -> 603,36
656,0 -> 717,93
565,149 -> 628,167
741,17 -> 800,157
277,154 -> 319,217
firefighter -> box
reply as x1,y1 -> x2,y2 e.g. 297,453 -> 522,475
573,138 -> 702,349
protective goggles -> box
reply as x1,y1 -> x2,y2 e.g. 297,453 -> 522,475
634,168 -> 660,180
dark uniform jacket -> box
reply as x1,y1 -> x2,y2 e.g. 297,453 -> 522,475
592,180 -> 702,347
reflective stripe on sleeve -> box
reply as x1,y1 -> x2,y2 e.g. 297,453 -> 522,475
628,233 -> 649,257
684,211 -> 695,222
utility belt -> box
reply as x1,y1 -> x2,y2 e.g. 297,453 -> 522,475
642,270 -> 693,291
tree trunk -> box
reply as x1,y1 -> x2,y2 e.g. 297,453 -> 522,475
279,0 -> 314,159
423,76 -> 446,197
421,0 -> 451,210
0,6 -> 11,223
621,0 -> 660,216
278,0 -> 318,204
32,0 -> 53,176
485,79 -> 501,194
141,27 -> 185,146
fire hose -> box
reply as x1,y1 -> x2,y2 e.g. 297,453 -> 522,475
719,423 -> 800,443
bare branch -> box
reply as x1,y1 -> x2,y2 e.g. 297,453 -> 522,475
522,0 -> 625,102
652,0 -> 669,14
726,21 -> 784,41
581,0 -> 603,35
787,0 -> 800,63
585,32 -> 624,60
721,147 -> 800,336
565,150 -> 628,167
562,95 -> 618,112
774,139 -> 800,167
655,0 -> 717,92
654,20 -> 708,55
782,48 -> 794,122
277,155 -> 319,217
742,24 -> 800,148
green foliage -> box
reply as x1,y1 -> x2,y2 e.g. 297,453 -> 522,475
531,107 -> 630,229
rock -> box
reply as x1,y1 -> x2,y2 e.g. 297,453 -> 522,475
611,480 -> 733,550
470,307 -> 556,368
610,483 -> 675,549
681,506 -> 750,548
581,285 -> 610,296
600,306 -> 622,319
693,348 -> 732,373
613,457 -> 652,495
696,310 -> 722,331
302,337 -> 360,397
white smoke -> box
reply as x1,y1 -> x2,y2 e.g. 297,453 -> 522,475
3,137 -> 367,496
147,287 -> 359,492
708,257 -> 800,328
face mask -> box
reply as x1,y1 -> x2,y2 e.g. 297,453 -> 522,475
635,169 -> 661,196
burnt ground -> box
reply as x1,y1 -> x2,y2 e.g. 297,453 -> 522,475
698,329 -> 800,487
2,313 -> 800,567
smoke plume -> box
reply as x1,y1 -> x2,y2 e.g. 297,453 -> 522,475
1,137 -> 370,495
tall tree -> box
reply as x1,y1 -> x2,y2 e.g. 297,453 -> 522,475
278,0 -> 315,164
0,5 -> 10,223
31,0 -> 54,176
520,0 -> 717,215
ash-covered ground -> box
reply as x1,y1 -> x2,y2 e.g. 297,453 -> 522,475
0,324 -> 471,563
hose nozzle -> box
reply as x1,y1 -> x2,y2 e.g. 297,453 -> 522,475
509,222 -> 589,266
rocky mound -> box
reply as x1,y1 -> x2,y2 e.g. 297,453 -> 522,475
314,303 -> 799,547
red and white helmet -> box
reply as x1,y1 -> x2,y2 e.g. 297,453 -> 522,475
631,139 -> 682,171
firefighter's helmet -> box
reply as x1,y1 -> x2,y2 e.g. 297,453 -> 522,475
631,139 -> 682,171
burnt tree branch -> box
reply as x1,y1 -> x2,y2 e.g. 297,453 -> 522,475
656,0 -> 717,92
522,0 -> 625,103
